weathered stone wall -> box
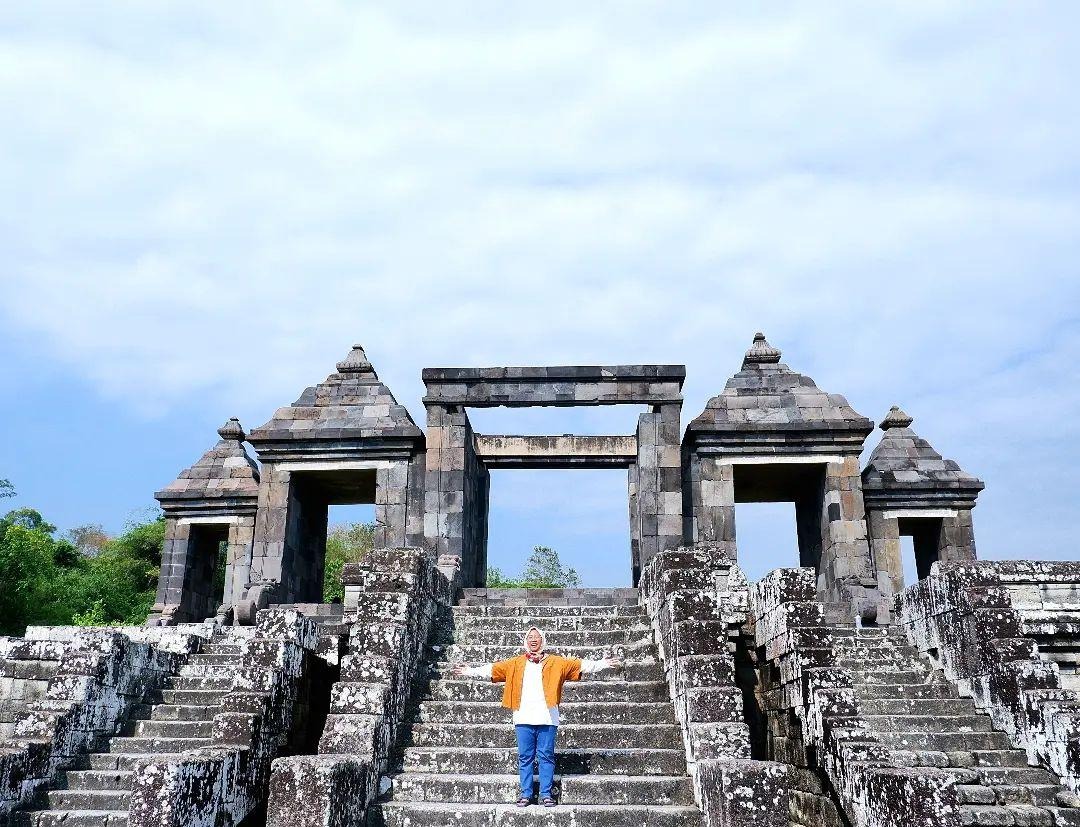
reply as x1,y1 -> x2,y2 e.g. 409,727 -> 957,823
632,405 -> 684,580
639,543 -> 792,827
265,548 -> 459,827
0,628 -> 195,819
127,609 -> 330,827
750,567 -> 960,827
895,560 -> 1080,795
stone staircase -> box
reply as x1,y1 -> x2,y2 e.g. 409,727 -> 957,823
840,626 -> 1080,827
16,629 -> 250,827
368,588 -> 703,827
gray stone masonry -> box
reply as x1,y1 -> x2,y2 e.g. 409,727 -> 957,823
685,334 -> 879,620
151,419 -> 260,626
244,346 -> 427,610
863,407 -> 985,603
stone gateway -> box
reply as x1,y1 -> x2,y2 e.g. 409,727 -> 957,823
3,334 -> 1080,827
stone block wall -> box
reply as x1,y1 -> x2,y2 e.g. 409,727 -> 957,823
895,560 -> 1080,795
632,405 -> 684,580
265,548 -> 459,827
639,543 -> 792,827
127,610 -> 329,827
750,567 -> 960,827
0,628 -> 195,820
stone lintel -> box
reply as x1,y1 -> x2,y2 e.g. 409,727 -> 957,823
688,429 -> 868,456
250,438 -> 420,465
473,434 -> 637,468
156,495 -> 258,520
421,364 -> 685,407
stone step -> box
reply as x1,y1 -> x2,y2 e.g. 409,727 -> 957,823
451,616 -> 650,632
452,605 -> 646,619
165,675 -> 234,691
82,753 -> 183,772
410,700 -> 676,726
855,683 -> 959,700
863,714 -> 993,734
431,644 -> 658,662
860,698 -> 978,716
423,679 -> 670,704
56,770 -> 133,792
398,747 -> 688,777
107,736 -> 210,754
849,669 -> 938,686
403,723 -> 683,750
159,688 -> 229,705
959,803 -> 1054,826
837,656 -> 927,672
186,652 -> 239,666
14,811 -> 128,827
877,731 -> 1014,752
367,802 -> 701,827
43,789 -> 130,812
1046,807 -> 1080,827
426,661 -> 664,683
146,704 -> 219,722
124,719 -> 213,738
977,768 -> 1060,786
178,663 -> 245,678
202,643 -> 244,655
441,629 -> 653,647
458,589 -> 640,606
385,772 -> 695,806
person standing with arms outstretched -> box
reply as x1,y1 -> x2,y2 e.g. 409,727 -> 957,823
453,626 -> 621,808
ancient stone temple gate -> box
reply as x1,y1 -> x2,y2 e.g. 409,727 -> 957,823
147,335 -> 985,625
13,333 -> 1080,827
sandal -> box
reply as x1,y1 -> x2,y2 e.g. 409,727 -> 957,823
541,797 -> 557,808
516,797 -> 531,808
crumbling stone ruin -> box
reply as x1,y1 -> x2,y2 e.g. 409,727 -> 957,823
3,334 -> 1080,827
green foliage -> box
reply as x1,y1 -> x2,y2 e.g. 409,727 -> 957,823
323,522 -> 375,602
486,546 -> 582,589
0,507 -> 164,635
0,479 -> 14,499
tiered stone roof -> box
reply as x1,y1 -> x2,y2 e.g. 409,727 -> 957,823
862,406 -> 984,507
685,333 -> 873,453
247,345 -> 423,459
155,418 -> 260,513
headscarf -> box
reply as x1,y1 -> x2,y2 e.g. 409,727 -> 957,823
522,626 -> 546,664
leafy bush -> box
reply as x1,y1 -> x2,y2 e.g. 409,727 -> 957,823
487,546 -> 582,589
323,522 -> 374,602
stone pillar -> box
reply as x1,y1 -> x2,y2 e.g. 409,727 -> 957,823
249,463 -> 294,602
817,456 -> 876,614
685,455 -> 736,554
424,405 -> 488,586
632,404 -> 683,580
865,507 -> 902,598
940,509 -> 977,563
148,519 -> 192,625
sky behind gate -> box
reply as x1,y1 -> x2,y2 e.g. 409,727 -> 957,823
1,3 -> 1078,586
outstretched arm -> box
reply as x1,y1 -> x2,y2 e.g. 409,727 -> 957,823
577,657 -> 623,676
453,663 -> 492,679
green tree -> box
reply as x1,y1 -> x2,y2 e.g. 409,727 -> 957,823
323,522 -> 375,602
486,546 -> 582,589
0,479 -> 14,499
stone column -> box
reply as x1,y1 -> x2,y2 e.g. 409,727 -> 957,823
424,404 -> 488,586
865,507 -> 903,598
249,463 -> 292,600
632,404 -> 683,579
817,456 -> 876,614
686,455 -> 736,554
940,509 -> 977,563
223,515 -> 256,609
147,519 -> 192,624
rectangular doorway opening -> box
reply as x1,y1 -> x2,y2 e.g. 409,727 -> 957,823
487,468 -> 631,588
186,523 -> 229,622
286,469 -> 377,604
733,462 -> 827,582
897,517 -> 944,586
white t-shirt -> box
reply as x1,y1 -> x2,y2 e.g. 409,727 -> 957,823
464,657 -> 607,726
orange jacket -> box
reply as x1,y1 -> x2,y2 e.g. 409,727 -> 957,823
490,654 -> 583,711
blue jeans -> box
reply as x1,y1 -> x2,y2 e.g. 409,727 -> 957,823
514,724 -> 557,800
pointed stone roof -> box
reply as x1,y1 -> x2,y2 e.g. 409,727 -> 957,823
155,418 -> 261,512
685,333 -> 873,453
247,345 -> 423,459
862,406 -> 984,506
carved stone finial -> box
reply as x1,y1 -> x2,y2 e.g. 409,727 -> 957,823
879,405 -> 914,431
336,344 -> 374,374
217,417 -> 246,441
743,332 -> 782,365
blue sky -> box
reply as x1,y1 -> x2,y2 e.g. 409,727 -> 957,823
1,3 -> 1078,587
